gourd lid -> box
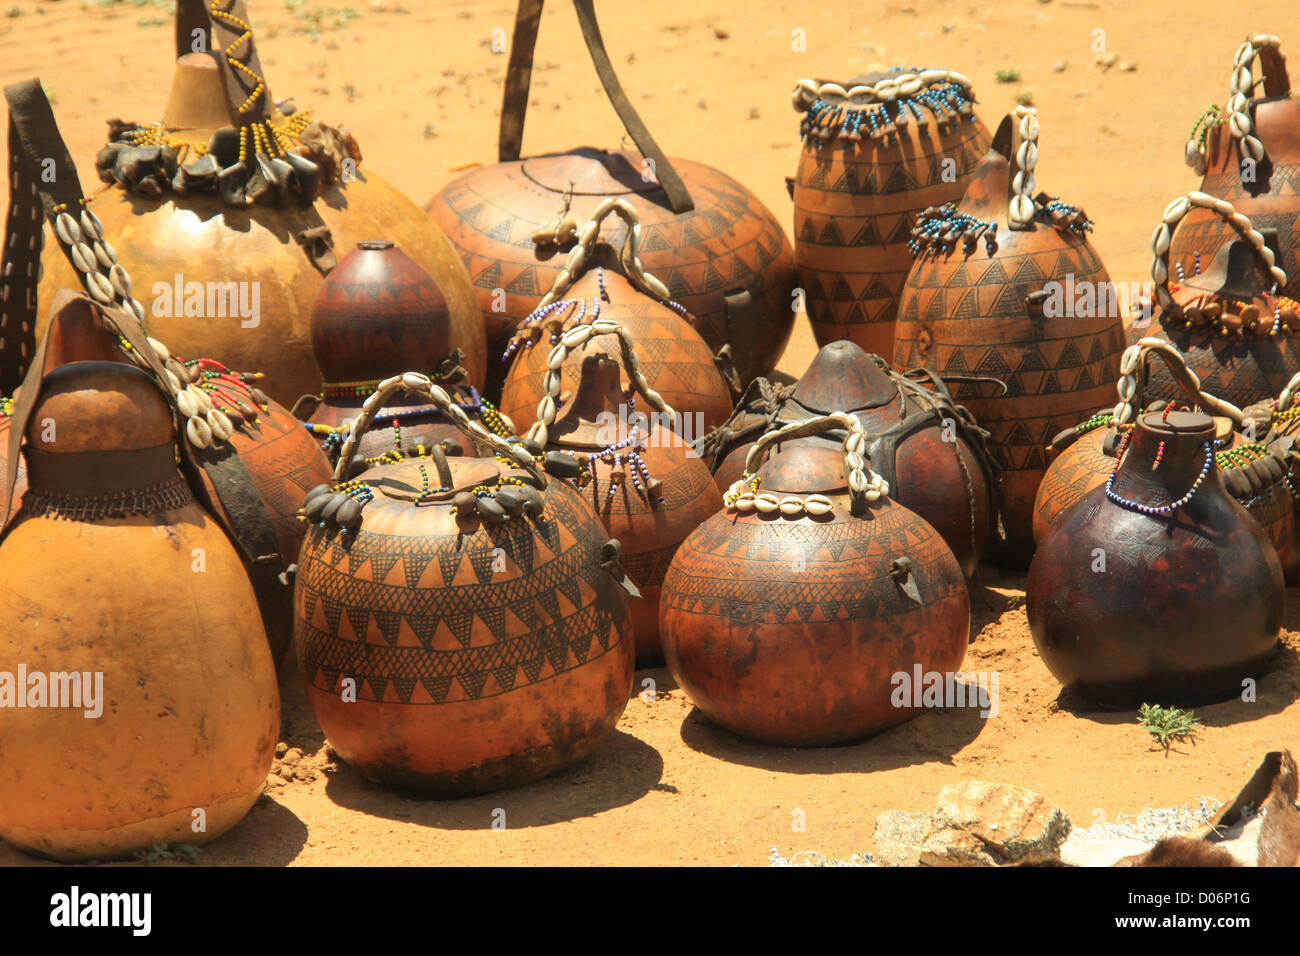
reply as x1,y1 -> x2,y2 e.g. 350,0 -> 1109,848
790,341 -> 898,414
27,361 -> 174,453
1137,409 -> 1214,435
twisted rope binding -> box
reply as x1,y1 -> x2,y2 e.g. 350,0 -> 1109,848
726,412 -> 889,517
1113,336 -> 1244,426
1150,191 -> 1288,314
333,372 -> 545,487
525,320 -> 678,448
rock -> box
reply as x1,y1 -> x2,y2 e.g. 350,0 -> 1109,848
712,24 -> 730,39
1061,832 -> 1154,867
873,811 -> 932,867
281,748 -> 303,766
919,781 -> 1072,866
1119,60 -> 1137,72
1094,51 -> 1119,70
275,742 -> 288,757
1052,60 -> 1067,72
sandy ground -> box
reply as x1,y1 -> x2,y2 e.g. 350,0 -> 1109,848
1,0 -> 1298,866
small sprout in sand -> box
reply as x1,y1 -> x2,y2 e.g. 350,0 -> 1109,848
1016,90 -> 1035,106
996,69 -> 1022,84
134,843 -> 202,865
1138,704 -> 1203,753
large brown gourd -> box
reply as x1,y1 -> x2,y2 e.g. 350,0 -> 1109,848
293,373 -> 636,793
1028,409 -> 1282,707
706,340 -> 997,578
524,324 -> 722,661
790,70 -> 990,356
0,298 -> 277,862
893,106 -> 1125,564
38,0 -> 485,405
427,0 -> 794,389
661,414 -> 969,747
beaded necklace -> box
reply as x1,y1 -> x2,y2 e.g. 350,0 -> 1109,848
1105,428 -> 1213,516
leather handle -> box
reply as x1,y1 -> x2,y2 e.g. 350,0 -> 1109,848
497,0 -> 694,214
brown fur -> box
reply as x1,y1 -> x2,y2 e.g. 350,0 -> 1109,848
1118,836 -> 1240,867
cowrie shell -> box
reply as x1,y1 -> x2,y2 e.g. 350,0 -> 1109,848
804,494 -> 833,516
779,495 -> 804,515
755,493 -> 781,514
732,492 -> 756,512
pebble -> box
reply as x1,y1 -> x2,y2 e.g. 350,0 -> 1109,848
1120,60 -> 1137,72
712,24 -> 730,39
275,742 -> 288,757
1052,60 -> 1067,72
1094,51 -> 1119,69
281,748 -> 303,766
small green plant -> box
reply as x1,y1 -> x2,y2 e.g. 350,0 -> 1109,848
134,843 -> 202,865
995,69 -> 1021,84
1016,90 -> 1035,106
1138,703 -> 1203,752
6,6 -> 24,18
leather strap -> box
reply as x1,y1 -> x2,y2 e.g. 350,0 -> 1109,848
1,79 -> 87,394
498,0 -> 694,214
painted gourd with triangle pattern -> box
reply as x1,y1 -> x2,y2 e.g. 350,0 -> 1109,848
1138,38 -> 1300,411
791,71 -> 990,358
660,417 -> 969,747
892,110 -> 1124,565
305,240 -> 488,461
293,438 -> 634,794
500,267 -> 734,443
429,149 -> 794,391
540,353 -> 723,663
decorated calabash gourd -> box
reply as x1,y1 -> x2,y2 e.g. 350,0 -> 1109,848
0,299 -> 278,862
790,69 -> 991,356
2,77 -> 331,664
1137,188 -> 1297,409
428,0 -> 794,388
300,240 -> 514,464
38,0 -> 485,405
1034,337 -> 1299,580
706,340 -> 997,578
1175,34 -> 1300,303
293,373 -> 636,793
1027,408 -> 1282,707
523,323 -> 723,660
661,414 -> 969,747
499,199 -> 734,441
893,105 -> 1125,565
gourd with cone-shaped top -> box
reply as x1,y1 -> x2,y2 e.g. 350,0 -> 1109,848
893,105 -> 1125,565
38,0 -> 485,405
